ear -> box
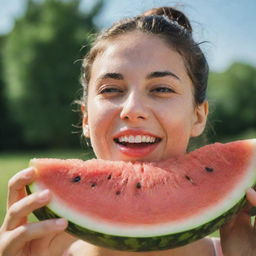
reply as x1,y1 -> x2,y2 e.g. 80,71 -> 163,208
190,101 -> 209,137
81,104 -> 90,138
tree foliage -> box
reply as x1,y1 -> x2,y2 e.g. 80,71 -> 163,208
208,62 -> 256,142
1,0 -> 255,149
3,0 -> 103,148
0,36 -> 6,141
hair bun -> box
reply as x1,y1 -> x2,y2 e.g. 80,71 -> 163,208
142,7 -> 192,33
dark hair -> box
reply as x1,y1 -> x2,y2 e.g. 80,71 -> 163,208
81,6 -> 209,105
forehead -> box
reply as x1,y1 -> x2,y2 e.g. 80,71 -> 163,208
90,31 -> 189,81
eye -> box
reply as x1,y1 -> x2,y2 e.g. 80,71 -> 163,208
99,86 -> 124,94
151,86 -> 175,93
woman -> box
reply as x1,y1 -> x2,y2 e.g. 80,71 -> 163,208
1,6 -> 256,256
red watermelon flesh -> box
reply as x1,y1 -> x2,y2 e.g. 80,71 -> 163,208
30,139 -> 256,234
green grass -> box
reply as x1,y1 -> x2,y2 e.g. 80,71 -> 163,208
0,150 -> 219,237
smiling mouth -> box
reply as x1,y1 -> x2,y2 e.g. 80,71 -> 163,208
114,135 -> 162,147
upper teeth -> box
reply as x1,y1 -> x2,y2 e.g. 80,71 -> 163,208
118,135 -> 157,143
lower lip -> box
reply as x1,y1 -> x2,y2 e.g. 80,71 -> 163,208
116,142 -> 159,158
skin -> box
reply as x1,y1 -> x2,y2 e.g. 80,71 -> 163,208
1,31 -> 256,256
83,31 -> 208,162
0,167 -> 77,256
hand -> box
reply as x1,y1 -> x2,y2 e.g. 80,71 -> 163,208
220,188 -> 256,256
0,167 -> 76,256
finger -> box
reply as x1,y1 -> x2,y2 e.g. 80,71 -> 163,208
31,230 -> 77,255
247,188 -> 256,230
246,188 -> 256,206
4,219 -> 67,256
220,208 -> 251,238
235,206 -> 252,227
7,167 -> 36,209
4,189 -> 51,230
220,214 -> 236,237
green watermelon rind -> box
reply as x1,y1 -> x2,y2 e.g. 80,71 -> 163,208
26,184 -> 246,251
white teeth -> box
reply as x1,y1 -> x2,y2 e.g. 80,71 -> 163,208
129,135 -> 135,143
117,135 -> 158,143
135,135 -> 141,143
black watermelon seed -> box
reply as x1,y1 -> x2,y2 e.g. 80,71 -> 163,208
185,175 -> 191,181
72,176 -> 81,183
185,175 -> 196,185
116,191 -> 121,195
205,167 -> 214,172
107,174 -> 112,180
136,182 -> 142,189
91,182 -> 97,187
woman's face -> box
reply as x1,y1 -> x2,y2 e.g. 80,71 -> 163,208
83,31 -> 208,162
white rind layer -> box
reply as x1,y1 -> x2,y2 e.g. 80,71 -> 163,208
30,139 -> 256,237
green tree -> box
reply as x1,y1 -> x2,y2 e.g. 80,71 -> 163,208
0,35 -> 6,144
3,0 -> 103,148
208,62 -> 256,142
1,35 -> 24,150
0,35 -> 10,149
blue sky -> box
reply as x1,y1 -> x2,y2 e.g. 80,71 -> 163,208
1,0 -> 256,72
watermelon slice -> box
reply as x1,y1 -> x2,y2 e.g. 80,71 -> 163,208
27,139 -> 256,251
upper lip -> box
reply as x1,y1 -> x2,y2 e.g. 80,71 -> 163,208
113,129 -> 162,140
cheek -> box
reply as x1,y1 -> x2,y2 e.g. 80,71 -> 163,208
162,116 -> 192,156
165,116 -> 192,139
87,99 -> 117,139
159,101 -> 195,144
87,106 -> 113,158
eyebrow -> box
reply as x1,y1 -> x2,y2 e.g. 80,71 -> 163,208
98,73 -> 124,81
97,70 -> 180,82
146,71 -> 180,81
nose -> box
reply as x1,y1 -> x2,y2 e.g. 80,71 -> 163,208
120,92 -> 149,121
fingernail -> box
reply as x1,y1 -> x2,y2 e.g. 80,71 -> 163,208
55,218 -> 67,228
38,189 -> 50,202
246,187 -> 255,195
24,168 -> 35,179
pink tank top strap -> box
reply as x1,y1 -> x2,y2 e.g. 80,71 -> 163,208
211,237 -> 223,256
